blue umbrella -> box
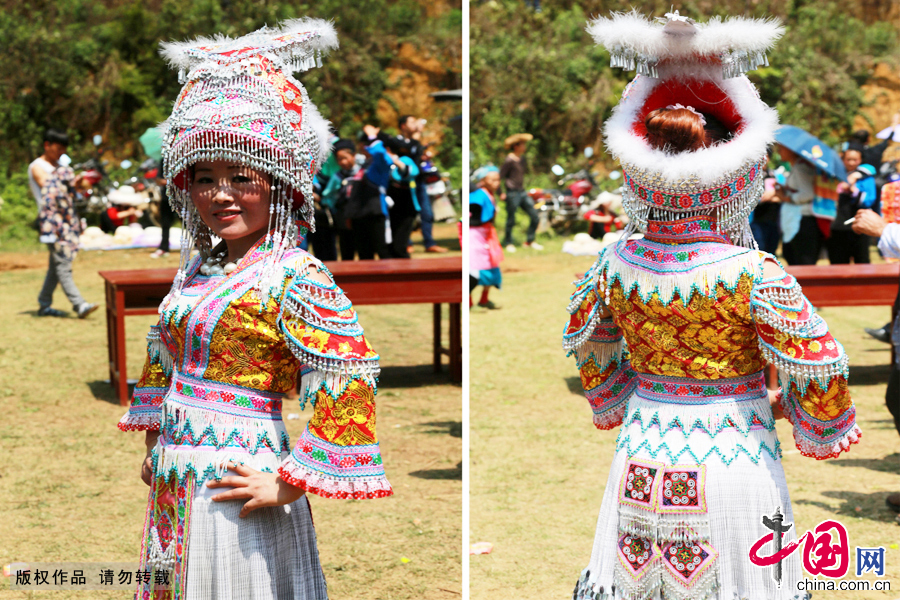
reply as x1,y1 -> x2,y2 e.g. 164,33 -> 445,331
774,125 -> 846,180
139,127 -> 163,162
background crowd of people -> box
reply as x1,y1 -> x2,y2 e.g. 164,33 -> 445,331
303,116 -> 450,262
753,112 -> 900,265
27,115 -> 453,317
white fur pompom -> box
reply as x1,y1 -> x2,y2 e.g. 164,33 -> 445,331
278,18 -> 339,54
587,10 -> 784,62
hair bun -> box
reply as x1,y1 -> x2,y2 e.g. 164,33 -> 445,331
645,107 -> 708,154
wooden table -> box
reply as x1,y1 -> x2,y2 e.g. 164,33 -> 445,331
99,257 -> 462,405
786,263 -> 900,307
772,263 -> 900,386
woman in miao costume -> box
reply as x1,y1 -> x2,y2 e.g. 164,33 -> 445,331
118,20 -> 391,600
564,12 -> 860,600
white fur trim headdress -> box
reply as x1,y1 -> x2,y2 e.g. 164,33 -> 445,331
589,10 -> 784,247
158,18 -> 338,299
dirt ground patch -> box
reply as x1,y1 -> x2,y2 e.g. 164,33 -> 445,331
0,252 -> 46,272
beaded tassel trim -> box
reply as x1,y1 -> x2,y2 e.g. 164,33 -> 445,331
278,429 -> 392,500
563,255 -> 637,430
279,266 -> 381,405
151,390 -> 291,484
619,158 -> 765,250
588,12 -> 783,80
624,395 -> 775,440
278,460 -> 393,500
751,275 -> 849,392
146,326 -> 174,376
778,381 -> 861,460
597,240 -> 760,305
563,258 -> 609,354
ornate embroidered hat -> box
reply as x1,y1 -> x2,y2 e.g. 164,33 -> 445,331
158,19 -> 338,297
589,11 -> 784,247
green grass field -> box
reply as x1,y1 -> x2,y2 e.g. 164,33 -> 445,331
0,223 -> 462,600
470,235 -> 900,600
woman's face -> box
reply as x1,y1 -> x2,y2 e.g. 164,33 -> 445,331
842,150 -> 862,173
190,160 -> 272,247
482,171 -> 501,194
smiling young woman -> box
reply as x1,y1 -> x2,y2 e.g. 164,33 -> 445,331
190,161 -> 273,266
117,20 -> 390,600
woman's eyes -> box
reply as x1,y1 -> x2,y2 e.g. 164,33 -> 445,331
194,174 -> 254,184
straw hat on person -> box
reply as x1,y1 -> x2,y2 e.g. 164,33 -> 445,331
504,133 -> 533,149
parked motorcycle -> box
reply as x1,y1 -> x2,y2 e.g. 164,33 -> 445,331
529,151 -> 600,233
72,135 -> 112,215
122,158 -> 164,227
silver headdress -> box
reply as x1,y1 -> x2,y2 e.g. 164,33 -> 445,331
158,18 -> 338,299
589,11 -> 784,247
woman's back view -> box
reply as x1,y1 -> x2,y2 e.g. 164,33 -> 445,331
565,12 -> 859,600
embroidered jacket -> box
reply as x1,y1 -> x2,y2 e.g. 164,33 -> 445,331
564,228 -> 860,460
120,239 -> 391,499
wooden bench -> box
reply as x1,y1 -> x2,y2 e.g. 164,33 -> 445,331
99,257 -> 462,406
786,263 -> 899,307
782,263 -> 898,387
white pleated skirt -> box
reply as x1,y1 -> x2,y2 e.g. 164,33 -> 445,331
574,378 -> 812,600
184,480 -> 328,600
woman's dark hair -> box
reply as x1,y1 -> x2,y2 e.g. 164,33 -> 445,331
645,107 -> 730,154
332,138 -> 356,156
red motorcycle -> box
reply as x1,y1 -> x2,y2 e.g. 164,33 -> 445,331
529,166 -> 599,233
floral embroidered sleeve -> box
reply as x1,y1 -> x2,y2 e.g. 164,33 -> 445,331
563,252 -> 637,429
750,264 -> 861,459
118,324 -> 174,431
276,263 -> 391,499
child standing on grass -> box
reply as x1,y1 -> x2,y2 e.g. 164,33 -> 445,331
469,166 -> 504,309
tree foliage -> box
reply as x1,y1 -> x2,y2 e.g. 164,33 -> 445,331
0,0 -> 461,244
471,0 -> 899,173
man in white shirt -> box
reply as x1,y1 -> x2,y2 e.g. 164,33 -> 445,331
28,129 -> 68,208
852,208 -> 900,516
30,128 -> 97,319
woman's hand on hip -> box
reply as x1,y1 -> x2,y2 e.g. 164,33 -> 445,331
206,462 -> 305,518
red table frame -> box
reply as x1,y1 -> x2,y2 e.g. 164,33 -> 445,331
99,257 -> 462,405
786,263 -> 900,308
783,264 -> 898,387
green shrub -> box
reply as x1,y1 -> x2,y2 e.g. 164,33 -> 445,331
0,0 -> 461,243
472,0 -> 899,171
